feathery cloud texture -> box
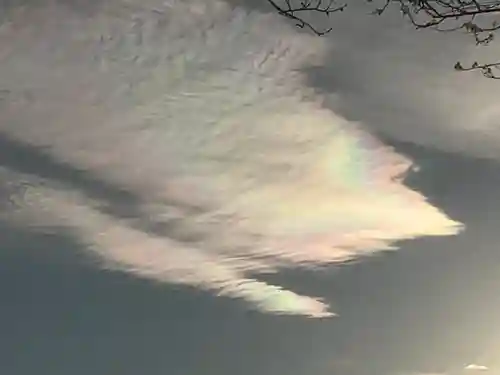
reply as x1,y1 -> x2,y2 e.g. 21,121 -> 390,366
0,0 -> 462,317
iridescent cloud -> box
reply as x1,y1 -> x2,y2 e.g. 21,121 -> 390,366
0,0 -> 462,316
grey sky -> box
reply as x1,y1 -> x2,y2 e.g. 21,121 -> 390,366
2,141 -> 499,375
233,0 -> 500,159
0,1 -> 499,375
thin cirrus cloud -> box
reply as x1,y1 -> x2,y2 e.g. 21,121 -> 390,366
0,0 -> 462,317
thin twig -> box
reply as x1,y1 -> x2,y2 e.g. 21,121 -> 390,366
266,0 -> 346,35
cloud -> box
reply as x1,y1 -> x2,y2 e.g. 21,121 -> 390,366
0,0 -> 462,317
304,1 -> 500,160
464,364 -> 489,371
395,363 -> 491,374
233,0 -> 500,159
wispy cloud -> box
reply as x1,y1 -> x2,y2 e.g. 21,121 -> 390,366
0,0 -> 462,317
396,363 -> 491,374
298,0 -> 500,160
464,364 -> 489,371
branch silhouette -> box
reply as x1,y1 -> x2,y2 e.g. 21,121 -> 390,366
267,0 -> 500,78
265,0 -> 346,35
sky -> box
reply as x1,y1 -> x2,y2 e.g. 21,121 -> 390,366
0,0 -> 499,374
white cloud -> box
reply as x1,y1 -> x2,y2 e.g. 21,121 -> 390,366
0,0 -> 462,316
464,364 -> 489,371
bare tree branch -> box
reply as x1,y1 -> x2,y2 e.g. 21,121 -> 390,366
455,60 -> 500,78
265,0 -> 346,35
267,0 -> 500,79
371,0 -> 500,78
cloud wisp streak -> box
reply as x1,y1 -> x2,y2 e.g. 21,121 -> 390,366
0,0 -> 462,317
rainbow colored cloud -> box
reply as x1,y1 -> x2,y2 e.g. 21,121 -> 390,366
0,0 -> 462,317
